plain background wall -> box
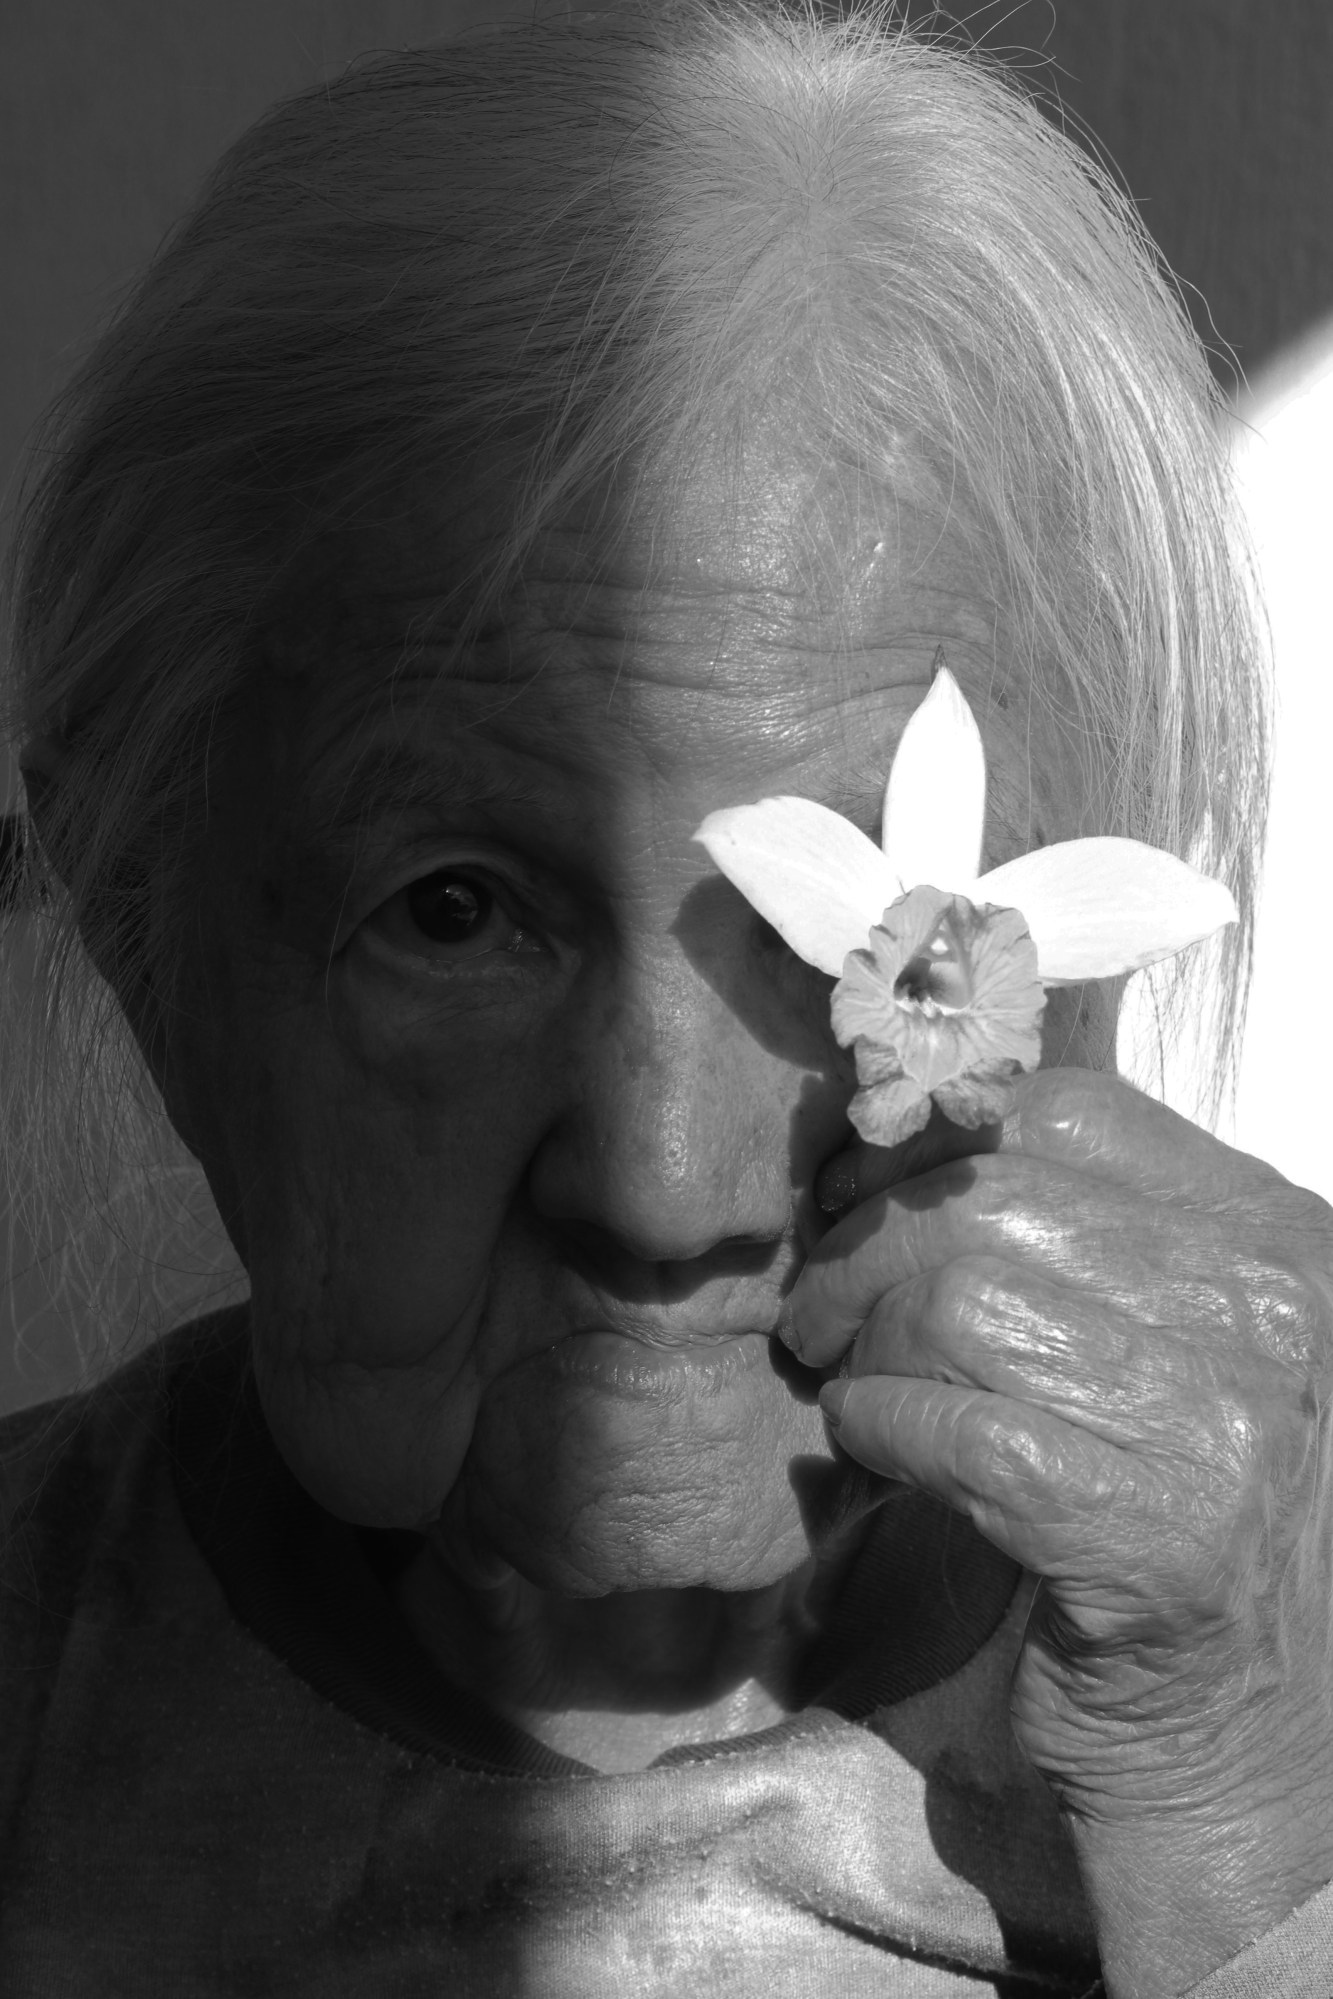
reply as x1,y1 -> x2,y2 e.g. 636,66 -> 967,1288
3,1 -> 1333,1413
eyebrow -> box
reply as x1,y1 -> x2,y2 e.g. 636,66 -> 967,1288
294,720 -> 893,863
294,736 -> 550,849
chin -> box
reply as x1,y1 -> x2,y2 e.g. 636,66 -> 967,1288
448,1346 -> 838,1595
464,1466 -> 821,1599
501,1533 -> 813,1600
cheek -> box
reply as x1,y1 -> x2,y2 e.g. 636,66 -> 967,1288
254,1328 -> 488,1530
225,1014 -> 551,1527
188,963 -> 559,1511
243,1023 -> 541,1360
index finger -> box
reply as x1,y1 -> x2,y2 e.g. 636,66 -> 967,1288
1000,1068 -> 1284,1202
816,1067 -> 1282,1216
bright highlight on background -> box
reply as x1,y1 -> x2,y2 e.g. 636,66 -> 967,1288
1118,321 -> 1333,1200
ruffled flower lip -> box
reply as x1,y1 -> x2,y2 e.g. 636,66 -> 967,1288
833,884 -> 1045,1146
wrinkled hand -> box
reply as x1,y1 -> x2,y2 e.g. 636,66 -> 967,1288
789,1070 -> 1333,1999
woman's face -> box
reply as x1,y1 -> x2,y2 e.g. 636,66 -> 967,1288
159,444 -> 1096,1597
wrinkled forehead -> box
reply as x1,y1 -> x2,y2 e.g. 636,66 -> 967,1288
235,438 -> 1035,845
264,435 -> 995,694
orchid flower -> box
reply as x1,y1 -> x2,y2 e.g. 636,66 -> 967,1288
694,663 -> 1237,1147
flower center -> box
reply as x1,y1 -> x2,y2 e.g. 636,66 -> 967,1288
893,922 -> 974,1017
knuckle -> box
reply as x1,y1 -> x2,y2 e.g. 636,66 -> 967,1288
919,1256 -> 975,1332
970,1416 -> 1038,1497
949,1394 -> 1047,1496
1180,1389 -> 1317,1541
1180,1231 -> 1333,1375
1010,1064 -> 1109,1142
1021,1064 -> 1104,1116
1202,1392 -> 1269,1487
917,1255 -> 1014,1346
1247,1261 -> 1333,1372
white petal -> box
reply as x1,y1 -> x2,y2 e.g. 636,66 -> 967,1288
881,665 -> 986,894
976,838 -> 1238,982
695,798 -> 899,976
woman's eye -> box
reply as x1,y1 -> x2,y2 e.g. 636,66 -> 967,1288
366,869 -> 532,962
408,873 -> 498,945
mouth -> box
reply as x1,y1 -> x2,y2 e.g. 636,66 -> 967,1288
536,1324 -> 777,1399
579,1316 -> 762,1350
531,1319 -> 831,1404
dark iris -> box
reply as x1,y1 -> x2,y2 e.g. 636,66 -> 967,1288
406,873 -> 493,945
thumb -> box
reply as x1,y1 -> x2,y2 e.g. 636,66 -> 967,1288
813,1104 -> 1004,1216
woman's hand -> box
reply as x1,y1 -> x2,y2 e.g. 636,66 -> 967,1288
789,1069 -> 1333,1999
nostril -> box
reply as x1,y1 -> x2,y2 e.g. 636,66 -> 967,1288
548,1218 -> 783,1303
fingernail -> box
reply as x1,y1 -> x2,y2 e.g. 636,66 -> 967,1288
775,1299 -> 805,1359
815,1156 -> 859,1214
820,1381 -> 850,1429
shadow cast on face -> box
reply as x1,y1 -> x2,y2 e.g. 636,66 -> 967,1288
669,872 -> 841,1069
820,1151 -> 982,1264
670,872 -> 860,1261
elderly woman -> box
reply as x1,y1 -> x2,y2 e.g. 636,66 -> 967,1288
1,3 -> 1330,1993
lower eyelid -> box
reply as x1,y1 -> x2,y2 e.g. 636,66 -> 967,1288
352,928 -> 540,990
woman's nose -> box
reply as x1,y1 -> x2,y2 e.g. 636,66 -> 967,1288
527,949 -> 798,1265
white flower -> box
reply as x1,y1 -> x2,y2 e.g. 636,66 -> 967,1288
694,664 -> 1238,1144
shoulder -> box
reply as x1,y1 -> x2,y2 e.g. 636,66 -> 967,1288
0,1307 -> 247,1654
0,1309 -> 251,1832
